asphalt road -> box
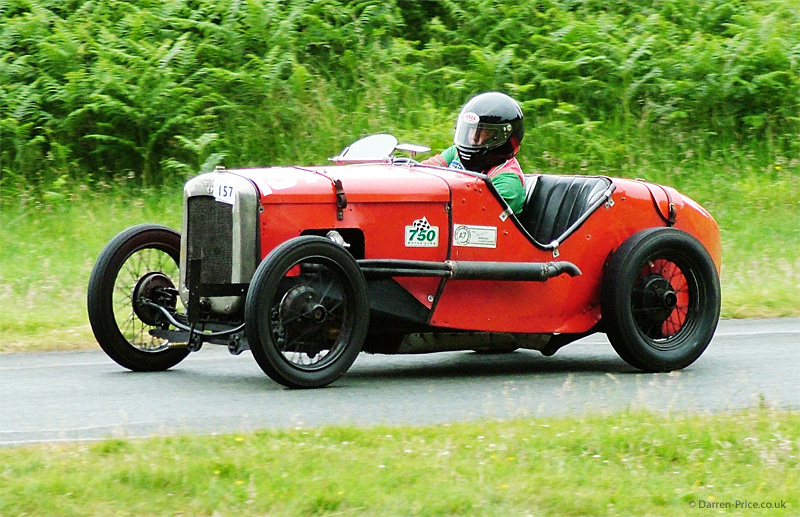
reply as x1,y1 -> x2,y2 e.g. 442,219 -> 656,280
1,318 -> 798,446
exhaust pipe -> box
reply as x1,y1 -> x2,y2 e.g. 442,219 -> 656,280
358,259 -> 581,281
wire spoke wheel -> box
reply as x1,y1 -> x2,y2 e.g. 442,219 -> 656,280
602,228 -> 720,372
112,248 -> 182,352
88,225 -> 190,371
246,237 -> 369,389
631,258 -> 691,345
270,263 -> 350,370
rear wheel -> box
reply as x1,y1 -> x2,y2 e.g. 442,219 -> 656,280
245,236 -> 369,388
601,228 -> 720,372
87,224 -> 190,371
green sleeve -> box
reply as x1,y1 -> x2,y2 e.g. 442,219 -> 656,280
490,172 -> 525,214
440,145 -> 458,164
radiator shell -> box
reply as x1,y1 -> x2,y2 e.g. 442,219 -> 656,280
180,173 -> 259,316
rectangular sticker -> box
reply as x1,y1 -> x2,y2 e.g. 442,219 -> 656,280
453,224 -> 497,248
405,217 -> 439,247
213,177 -> 237,205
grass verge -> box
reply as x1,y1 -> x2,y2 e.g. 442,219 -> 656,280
1,159 -> 798,352
1,406 -> 798,516
0,186 -> 182,352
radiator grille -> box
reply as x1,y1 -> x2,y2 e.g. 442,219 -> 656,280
186,196 -> 233,284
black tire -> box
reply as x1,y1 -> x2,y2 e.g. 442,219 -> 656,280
87,224 -> 190,371
245,236 -> 369,389
601,228 -> 720,372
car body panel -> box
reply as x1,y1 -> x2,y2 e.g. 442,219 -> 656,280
211,162 -> 720,336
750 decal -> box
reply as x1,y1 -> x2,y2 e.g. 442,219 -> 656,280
405,217 -> 439,247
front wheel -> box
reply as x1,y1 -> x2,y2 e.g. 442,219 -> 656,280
601,228 -> 721,372
245,236 -> 370,389
87,224 -> 190,371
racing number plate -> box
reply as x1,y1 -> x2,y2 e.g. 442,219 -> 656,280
213,177 -> 237,205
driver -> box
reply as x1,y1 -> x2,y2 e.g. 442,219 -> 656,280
422,92 -> 526,214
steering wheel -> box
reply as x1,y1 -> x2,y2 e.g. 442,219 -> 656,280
392,157 -> 419,166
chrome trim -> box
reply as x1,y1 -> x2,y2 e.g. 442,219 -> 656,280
180,172 -> 259,315
549,183 -> 616,248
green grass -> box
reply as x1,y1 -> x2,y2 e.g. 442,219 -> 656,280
627,159 -> 800,319
1,157 -> 798,353
1,407 -> 798,516
0,183 -> 182,352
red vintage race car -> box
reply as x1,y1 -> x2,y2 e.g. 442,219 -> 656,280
88,134 -> 721,389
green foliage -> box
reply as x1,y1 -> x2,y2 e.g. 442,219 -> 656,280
1,0 -> 798,189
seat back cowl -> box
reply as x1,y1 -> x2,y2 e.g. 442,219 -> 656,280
519,175 -> 612,246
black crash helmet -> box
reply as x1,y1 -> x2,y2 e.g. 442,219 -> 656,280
454,92 -> 524,172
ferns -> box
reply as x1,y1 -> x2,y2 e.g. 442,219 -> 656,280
0,0 -> 797,188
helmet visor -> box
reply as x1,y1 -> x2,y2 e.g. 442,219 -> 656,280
454,113 -> 513,150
